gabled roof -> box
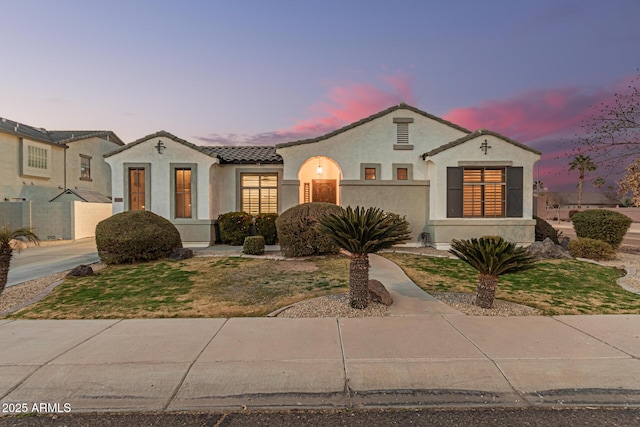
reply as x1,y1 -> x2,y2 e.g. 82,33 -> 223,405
421,129 -> 542,158
50,188 -> 112,203
276,103 -> 471,148
104,130 -> 283,164
0,116 -> 124,146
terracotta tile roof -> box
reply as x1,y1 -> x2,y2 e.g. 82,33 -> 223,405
276,103 -> 471,148
50,189 -> 112,203
422,129 -> 542,158
201,146 -> 282,164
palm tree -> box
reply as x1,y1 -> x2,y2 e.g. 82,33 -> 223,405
0,226 -> 39,296
568,155 -> 597,208
592,177 -> 606,192
317,206 -> 410,309
449,236 -> 534,309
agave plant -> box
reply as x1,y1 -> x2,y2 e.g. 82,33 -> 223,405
317,206 -> 410,309
0,226 -> 40,296
449,236 -> 534,309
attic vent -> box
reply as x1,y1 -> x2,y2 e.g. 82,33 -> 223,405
393,117 -> 413,145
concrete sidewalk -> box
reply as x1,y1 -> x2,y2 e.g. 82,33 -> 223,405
1,248 -> 640,414
1,315 -> 639,413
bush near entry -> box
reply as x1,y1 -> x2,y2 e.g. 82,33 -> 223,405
218,212 -> 252,245
276,202 -> 343,257
255,213 -> 278,245
571,210 -> 632,250
568,238 -> 616,261
96,211 -> 182,264
243,236 -> 265,255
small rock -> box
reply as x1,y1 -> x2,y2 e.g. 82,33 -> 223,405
67,264 -> 94,277
368,279 -> 393,306
169,247 -> 194,261
527,238 -> 572,260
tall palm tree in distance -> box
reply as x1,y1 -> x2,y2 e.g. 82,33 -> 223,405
569,154 -> 597,208
318,206 -> 410,309
0,226 -> 39,296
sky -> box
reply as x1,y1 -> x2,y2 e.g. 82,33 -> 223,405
2,0 -> 639,192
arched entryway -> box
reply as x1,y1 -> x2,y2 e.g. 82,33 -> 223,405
297,156 -> 343,205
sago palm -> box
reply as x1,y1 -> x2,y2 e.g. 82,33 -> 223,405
317,206 -> 410,309
449,236 -> 534,309
0,226 -> 40,296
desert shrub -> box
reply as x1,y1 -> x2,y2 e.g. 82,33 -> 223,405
95,210 -> 182,265
243,236 -> 265,255
571,209 -> 632,249
276,202 -> 343,257
533,215 -> 559,245
568,238 -> 615,261
218,212 -> 252,245
255,213 -> 278,245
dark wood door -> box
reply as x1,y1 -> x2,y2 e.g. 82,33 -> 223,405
312,179 -> 336,204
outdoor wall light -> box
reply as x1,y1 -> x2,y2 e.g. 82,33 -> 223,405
316,160 -> 323,175
155,141 -> 166,154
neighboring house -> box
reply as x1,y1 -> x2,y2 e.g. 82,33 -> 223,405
545,192 -> 620,209
0,116 -> 124,240
0,117 -> 124,202
105,103 -> 541,249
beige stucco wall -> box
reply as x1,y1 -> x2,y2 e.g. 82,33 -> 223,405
340,181 -> 430,243
65,136 -> 121,197
0,132 -> 66,201
426,219 -> 536,250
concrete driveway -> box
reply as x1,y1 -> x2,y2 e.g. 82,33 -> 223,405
6,238 -> 99,287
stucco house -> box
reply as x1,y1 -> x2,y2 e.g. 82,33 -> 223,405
0,116 -> 124,239
104,103 -> 541,249
0,117 -> 124,202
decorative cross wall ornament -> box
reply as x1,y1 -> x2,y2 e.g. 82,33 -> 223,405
480,139 -> 492,155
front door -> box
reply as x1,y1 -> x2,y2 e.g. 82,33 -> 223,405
312,179 -> 336,204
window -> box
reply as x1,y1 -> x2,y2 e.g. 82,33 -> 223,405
463,168 -> 505,217
396,168 -> 408,180
447,167 -> 523,218
28,145 -> 47,169
175,168 -> 192,218
241,173 -> 278,215
365,168 -> 376,180
129,168 -> 146,210
80,155 -> 91,180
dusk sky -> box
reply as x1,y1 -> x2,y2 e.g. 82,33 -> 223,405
2,0 -> 639,191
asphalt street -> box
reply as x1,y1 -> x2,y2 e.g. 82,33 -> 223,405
6,238 -> 99,287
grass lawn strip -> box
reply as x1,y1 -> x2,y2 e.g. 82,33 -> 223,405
8,255 -> 349,319
383,253 -> 637,315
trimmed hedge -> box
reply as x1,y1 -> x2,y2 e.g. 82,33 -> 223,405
96,211 -> 182,265
571,209 -> 632,249
276,202 -> 343,257
255,213 -> 278,245
568,238 -> 615,261
534,215 -> 560,245
218,212 -> 252,245
243,236 -> 265,255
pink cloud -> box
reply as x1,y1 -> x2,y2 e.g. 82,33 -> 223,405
288,71 -> 417,137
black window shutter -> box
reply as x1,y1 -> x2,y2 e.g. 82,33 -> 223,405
506,167 -> 523,217
447,167 -> 463,218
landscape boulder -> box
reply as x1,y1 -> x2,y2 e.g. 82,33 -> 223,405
168,247 -> 194,261
368,279 -> 393,306
527,238 -> 572,260
66,264 -> 94,277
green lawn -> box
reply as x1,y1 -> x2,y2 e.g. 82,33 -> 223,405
8,256 -> 349,319
383,253 -> 638,315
